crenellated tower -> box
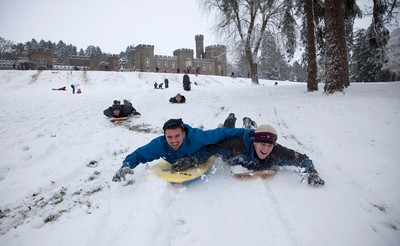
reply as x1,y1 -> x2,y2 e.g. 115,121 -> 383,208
195,34 -> 204,59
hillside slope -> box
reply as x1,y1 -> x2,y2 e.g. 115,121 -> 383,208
0,70 -> 399,246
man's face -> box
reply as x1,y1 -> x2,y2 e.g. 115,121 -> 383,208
253,142 -> 274,159
165,128 -> 185,150
113,109 -> 121,116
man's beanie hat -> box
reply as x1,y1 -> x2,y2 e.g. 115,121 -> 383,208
253,124 -> 278,144
163,118 -> 184,131
112,100 -> 121,110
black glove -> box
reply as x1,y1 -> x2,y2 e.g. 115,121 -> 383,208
304,168 -> 325,186
172,156 -> 197,171
112,167 -> 134,182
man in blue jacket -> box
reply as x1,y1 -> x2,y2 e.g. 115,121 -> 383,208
112,118 -> 246,182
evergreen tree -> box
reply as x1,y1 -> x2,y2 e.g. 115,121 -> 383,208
324,0 -> 349,93
351,0 -> 393,82
259,32 -> 288,80
78,48 -> 85,56
383,27 -> 400,80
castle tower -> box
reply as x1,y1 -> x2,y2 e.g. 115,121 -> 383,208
205,45 -> 227,76
28,48 -> 54,69
173,49 -> 194,72
131,45 -> 155,72
195,35 -> 204,59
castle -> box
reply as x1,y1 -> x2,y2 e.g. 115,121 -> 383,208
2,35 -> 227,76
126,34 -> 227,76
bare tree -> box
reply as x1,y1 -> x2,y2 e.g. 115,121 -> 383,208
201,0 -> 294,84
323,0 -> 349,93
0,37 -> 14,54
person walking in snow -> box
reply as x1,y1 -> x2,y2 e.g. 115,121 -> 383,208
103,99 -> 141,118
169,93 -> 186,103
112,118 -> 247,182
182,74 -> 191,91
183,124 -> 325,186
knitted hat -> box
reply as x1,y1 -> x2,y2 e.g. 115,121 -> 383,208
112,100 -> 121,110
253,124 -> 277,144
163,118 -> 184,131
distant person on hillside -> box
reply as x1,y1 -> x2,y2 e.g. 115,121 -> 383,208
52,86 -> 67,91
71,83 -> 80,94
169,93 -> 186,103
183,74 -> 191,91
187,124 -> 325,186
103,99 -> 141,118
112,118 -> 247,182
158,83 -> 163,89
154,82 -> 158,89
164,78 -> 169,88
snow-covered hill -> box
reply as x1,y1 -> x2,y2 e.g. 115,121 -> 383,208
0,70 -> 399,246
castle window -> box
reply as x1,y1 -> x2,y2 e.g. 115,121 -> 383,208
145,58 -> 150,67
172,62 -> 175,69
164,61 -> 168,67
185,59 -> 192,68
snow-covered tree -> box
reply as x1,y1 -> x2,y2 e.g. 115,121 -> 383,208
201,0 -> 296,84
0,37 -> 14,54
304,0 -> 318,91
350,0 -> 395,82
383,27 -> 400,80
324,0 -> 349,93
78,48 -> 85,56
259,32 -> 289,80
85,45 -> 102,56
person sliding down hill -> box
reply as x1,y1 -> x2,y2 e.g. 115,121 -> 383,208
186,124 -> 325,186
169,93 -> 186,103
112,118 -> 247,182
103,99 -> 141,118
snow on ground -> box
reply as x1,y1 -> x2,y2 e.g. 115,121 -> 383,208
0,70 -> 399,246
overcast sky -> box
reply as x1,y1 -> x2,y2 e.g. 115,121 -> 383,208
0,0 -> 219,55
1,0 -> 375,57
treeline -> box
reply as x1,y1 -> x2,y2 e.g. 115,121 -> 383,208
0,37 -> 135,65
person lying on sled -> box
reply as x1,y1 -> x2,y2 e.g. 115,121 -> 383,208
177,124 -> 325,186
103,99 -> 141,118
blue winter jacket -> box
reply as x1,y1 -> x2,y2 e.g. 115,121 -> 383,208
197,129 -> 315,171
121,124 -> 246,169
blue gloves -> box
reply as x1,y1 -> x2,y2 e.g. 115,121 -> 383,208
112,167 -> 134,182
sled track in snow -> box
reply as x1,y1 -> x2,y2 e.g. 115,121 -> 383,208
274,107 -> 311,152
262,180 -> 303,246
28,70 -> 42,84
